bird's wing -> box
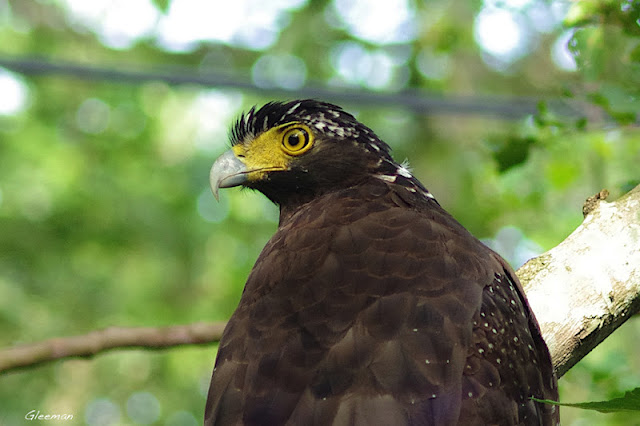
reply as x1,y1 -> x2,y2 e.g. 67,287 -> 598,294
205,182 -> 557,426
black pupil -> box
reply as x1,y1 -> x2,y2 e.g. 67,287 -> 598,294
288,133 -> 300,147
288,130 -> 307,149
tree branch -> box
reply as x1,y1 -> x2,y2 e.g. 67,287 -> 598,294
1,185 -> 638,376
0,56 -> 578,119
0,322 -> 226,374
520,184 -> 640,378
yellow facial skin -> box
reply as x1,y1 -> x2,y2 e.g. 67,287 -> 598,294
233,122 -> 314,182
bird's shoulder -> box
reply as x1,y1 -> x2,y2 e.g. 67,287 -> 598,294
253,178 -> 498,293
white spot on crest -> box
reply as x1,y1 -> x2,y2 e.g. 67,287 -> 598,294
287,102 -> 301,114
397,165 -> 412,178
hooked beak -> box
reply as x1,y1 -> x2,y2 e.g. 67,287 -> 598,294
209,150 -> 249,200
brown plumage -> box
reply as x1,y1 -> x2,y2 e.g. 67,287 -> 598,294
206,100 -> 558,425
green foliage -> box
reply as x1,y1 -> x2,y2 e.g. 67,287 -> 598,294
535,387 -> 640,413
566,0 -> 640,123
0,0 -> 638,425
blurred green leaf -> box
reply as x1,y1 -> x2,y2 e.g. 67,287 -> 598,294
490,135 -> 537,173
152,0 -> 171,14
534,387 -> 640,413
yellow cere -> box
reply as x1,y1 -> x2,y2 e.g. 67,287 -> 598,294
232,122 -> 314,181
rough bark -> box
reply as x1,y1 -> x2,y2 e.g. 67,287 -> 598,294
519,184 -> 640,378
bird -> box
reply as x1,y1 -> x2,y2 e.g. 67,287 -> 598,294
206,99 -> 559,425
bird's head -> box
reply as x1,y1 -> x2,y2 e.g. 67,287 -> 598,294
210,99 -> 428,207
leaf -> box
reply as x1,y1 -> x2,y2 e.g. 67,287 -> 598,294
491,135 -> 536,173
533,387 -> 640,413
152,0 -> 171,14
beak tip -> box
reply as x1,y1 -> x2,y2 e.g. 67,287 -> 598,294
209,149 -> 248,201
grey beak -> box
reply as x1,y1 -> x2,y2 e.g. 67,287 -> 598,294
209,150 -> 249,200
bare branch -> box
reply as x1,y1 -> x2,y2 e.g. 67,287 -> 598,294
0,56 -> 578,119
520,184 -> 640,378
1,185 -> 638,376
0,322 -> 226,374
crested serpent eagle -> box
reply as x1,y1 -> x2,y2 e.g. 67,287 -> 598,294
206,100 -> 559,425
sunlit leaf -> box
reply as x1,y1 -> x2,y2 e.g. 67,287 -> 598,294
533,387 -> 640,413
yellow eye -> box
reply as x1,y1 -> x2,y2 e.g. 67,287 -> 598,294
281,126 -> 313,155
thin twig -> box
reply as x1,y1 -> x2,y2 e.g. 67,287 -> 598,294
0,322 -> 226,374
0,56 -> 580,119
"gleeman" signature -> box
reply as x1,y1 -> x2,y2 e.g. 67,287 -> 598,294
25,410 -> 74,421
